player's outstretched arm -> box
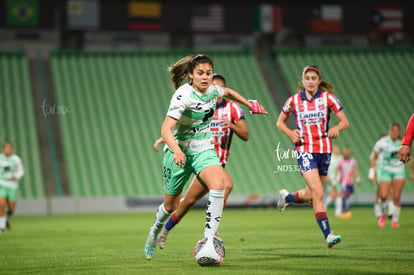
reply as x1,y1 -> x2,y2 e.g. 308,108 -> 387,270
223,87 -> 268,116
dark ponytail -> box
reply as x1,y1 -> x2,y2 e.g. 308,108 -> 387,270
168,54 -> 214,90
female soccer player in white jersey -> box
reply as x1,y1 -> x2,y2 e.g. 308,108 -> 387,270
0,142 -> 24,232
153,74 -> 249,249
369,123 -> 411,228
144,55 -> 267,260
276,65 -> 349,248
324,145 -> 343,217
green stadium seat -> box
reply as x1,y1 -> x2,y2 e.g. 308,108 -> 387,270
51,50 -> 294,198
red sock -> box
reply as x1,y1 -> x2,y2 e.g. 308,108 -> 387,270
171,213 -> 181,224
315,211 -> 328,220
294,191 -> 301,203
165,213 -> 181,231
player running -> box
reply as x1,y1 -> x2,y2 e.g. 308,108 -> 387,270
0,142 -> 24,232
369,123 -> 409,228
144,54 -> 267,260
336,146 -> 360,218
154,74 -> 249,249
276,65 -> 349,248
324,145 -> 343,217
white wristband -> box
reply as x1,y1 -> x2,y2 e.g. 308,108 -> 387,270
368,168 -> 375,180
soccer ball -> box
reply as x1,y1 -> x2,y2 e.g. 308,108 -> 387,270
194,236 -> 225,266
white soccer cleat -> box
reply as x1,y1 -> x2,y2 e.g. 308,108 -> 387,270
277,189 -> 289,212
158,227 -> 169,249
326,232 -> 341,248
144,229 -> 157,260
194,237 -> 222,266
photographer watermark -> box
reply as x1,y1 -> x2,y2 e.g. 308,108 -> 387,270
274,142 -> 301,173
41,98 -> 70,117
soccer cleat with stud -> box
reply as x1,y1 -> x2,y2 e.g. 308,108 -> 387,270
277,189 -> 289,212
340,211 -> 352,219
326,232 -> 341,248
378,214 -> 386,228
144,229 -> 157,260
391,222 -> 399,228
158,227 -> 169,249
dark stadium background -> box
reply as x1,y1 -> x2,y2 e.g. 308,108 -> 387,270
0,0 -> 413,215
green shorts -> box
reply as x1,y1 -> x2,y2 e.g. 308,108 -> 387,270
0,185 -> 18,201
377,168 -> 405,182
325,177 -> 341,192
163,148 -> 220,195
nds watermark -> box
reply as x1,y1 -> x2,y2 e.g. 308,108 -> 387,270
41,98 -> 70,117
274,142 -> 300,173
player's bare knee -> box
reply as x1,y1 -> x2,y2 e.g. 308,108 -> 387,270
163,202 -> 176,213
207,179 -> 224,190
225,185 -> 233,194
224,179 -> 233,190
312,190 -> 324,202
393,196 -> 401,205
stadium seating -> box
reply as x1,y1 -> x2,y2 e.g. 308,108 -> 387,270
51,50 -> 296,197
50,48 -> 414,199
0,52 -> 45,199
276,47 -> 414,193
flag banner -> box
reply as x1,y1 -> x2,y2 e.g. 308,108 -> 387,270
191,4 -> 224,32
253,4 -> 282,33
67,0 -> 100,29
128,1 -> 162,31
6,0 -> 39,26
372,5 -> 403,33
310,5 -> 343,34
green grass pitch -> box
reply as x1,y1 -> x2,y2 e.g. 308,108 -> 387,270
1,207 -> 413,274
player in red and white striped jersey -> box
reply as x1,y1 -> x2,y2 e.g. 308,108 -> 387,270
211,76 -> 247,166
276,65 -> 349,248
280,82 -> 343,153
398,113 -> 414,164
336,147 -> 360,219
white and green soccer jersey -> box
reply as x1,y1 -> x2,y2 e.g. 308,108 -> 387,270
374,135 -> 404,173
166,83 -> 225,154
0,153 -> 24,189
